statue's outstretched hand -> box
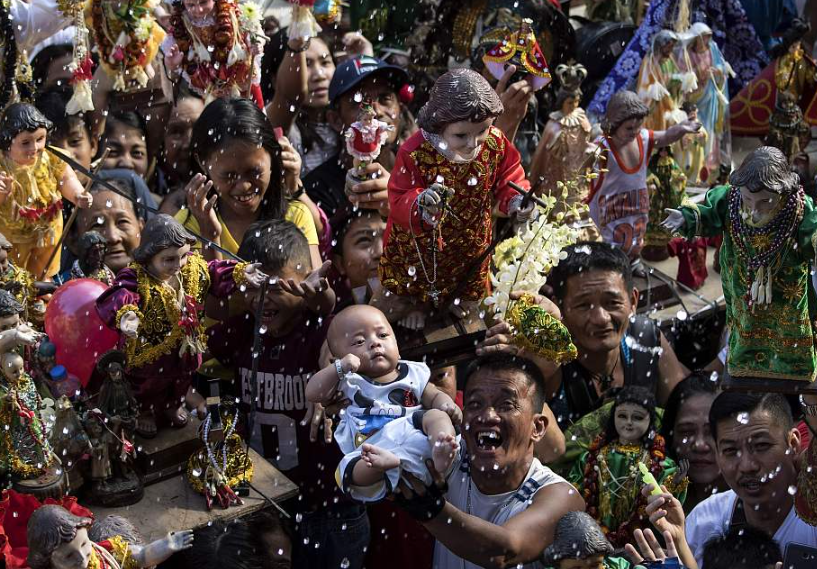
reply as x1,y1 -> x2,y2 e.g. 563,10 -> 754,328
660,208 -> 686,234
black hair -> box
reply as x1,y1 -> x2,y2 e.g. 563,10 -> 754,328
661,371 -> 720,455
132,213 -> 196,264
88,515 -> 143,546
680,101 -> 698,114
190,98 -> 286,222
31,44 -> 73,90
76,231 -> 107,259
604,385 -> 657,446
702,526 -> 782,569
247,509 -> 293,558
770,18 -> 810,60
331,208 -> 382,256
102,110 -> 147,143
0,103 -> 53,151
177,519 -> 266,569
709,391 -> 794,442
83,178 -> 143,222
35,87 -> 90,143
549,241 -> 634,301
237,219 -> 311,275
0,289 -> 23,317
462,354 -> 547,413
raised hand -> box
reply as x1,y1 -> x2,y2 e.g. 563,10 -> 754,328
625,528 -> 678,565
164,43 -> 184,71
278,135 -> 303,196
166,529 -> 195,551
339,353 -> 361,375
184,173 -> 219,241
660,208 -> 686,233
242,262 -> 268,289
279,259 -> 331,299
119,311 -> 140,339
0,172 -> 14,202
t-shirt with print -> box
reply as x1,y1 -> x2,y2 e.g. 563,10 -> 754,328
686,490 -> 817,568
207,311 -> 344,512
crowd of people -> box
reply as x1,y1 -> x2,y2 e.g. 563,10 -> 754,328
1,0 -> 817,568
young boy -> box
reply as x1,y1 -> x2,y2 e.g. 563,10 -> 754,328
588,90 -> 700,260
207,220 -> 369,569
35,87 -> 98,173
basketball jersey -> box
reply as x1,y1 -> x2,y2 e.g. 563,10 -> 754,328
588,129 -> 654,258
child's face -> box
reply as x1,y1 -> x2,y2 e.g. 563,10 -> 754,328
557,555 -> 605,569
440,118 -> 494,162
146,244 -> 190,281
7,128 -> 47,166
204,141 -> 272,220
614,402 -> 651,445
53,120 -> 97,172
75,191 -> 144,274
163,97 -> 204,180
330,306 -> 399,379
335,214 -> 385,289
249,262 -> 308,337
50,526 -> 93,569
103,124 -> 148,178
611,118 -> 643,146
183,0 -> 214,20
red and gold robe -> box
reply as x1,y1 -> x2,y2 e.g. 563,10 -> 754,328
379,127 -> 528,303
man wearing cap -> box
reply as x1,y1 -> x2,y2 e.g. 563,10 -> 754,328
304,55 -> 409,223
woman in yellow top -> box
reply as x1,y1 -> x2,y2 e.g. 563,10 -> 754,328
0,104 -> 93,279
175,98 -> 321,268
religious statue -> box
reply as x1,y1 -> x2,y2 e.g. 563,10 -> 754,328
662,146 -> 817,388
71,231 -> 116,286
529,63 -> 598,240
671,101 -> 709,186
569,387 -> 687,547
542,511 -> 631,569
642,146 -> 689,262
765,91 -> 811,164
164,0 -> 266,103
345,98 -> 394,175
377,68 -> 535,329
0,231 -> 36,310
0,104 -> 93,280
26,505 -> 193,569
480,17 -> 552,91
637,29 -> 686,131
587,0 -> 643,25
678,23 -> 734,173
49,396 -> 91,492
95,214 -> 266,436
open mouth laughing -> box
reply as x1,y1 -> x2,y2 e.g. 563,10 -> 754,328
475,429 -> 503,451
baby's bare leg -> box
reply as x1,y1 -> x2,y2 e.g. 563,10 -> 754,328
423,409 -> 458,474
351,443 -> 400,487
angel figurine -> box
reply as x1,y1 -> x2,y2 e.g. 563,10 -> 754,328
662,146 -> 817,389
95,214 -> 266,436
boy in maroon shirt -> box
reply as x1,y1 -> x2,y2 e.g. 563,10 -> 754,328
207,219 -> 369,569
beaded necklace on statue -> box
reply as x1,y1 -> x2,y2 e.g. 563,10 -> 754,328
727,186 -> 803,307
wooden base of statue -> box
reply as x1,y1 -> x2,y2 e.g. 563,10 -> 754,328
399,310 -> 487,369
136,421 -> 203,485
11,465 -> 66,500
721,370 -> 817,395
641,245 -> 670,262
85,470 -> 144,508
633,270 -> 674,311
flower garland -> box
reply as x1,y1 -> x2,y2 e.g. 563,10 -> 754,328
582,434 -> 667,546
89,0 -> 165,91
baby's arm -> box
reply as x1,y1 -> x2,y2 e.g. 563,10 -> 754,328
59,166 -> 93,208
421,382 -> 462,425
306,353 -> 360,405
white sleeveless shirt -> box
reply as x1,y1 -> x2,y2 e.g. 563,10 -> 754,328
433,448 -> 573,569
587,129 -> 654,258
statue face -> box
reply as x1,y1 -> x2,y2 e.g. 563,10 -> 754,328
439,118 -> 494,162
614,402 -> 651,445
558,556 -> 606,569
659,39 -> 676,58
740,187 -> 781,224
561,96 -> 579,115
50,527 -> 93,569
182,0 -> 214,20
86,244 -> 106,269
107,362 -> 123,381
0,312 -> 20,332
2,356 -> 23,383
146,244 -> 191,282
7,128 -> 48,166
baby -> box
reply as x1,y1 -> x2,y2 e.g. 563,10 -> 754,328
306,305 -> 460,502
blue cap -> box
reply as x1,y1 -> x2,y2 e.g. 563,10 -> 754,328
50,365 -> 67,381
328,56 -> 409,106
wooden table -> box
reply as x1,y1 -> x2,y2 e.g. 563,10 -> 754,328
88,449 -> 299,542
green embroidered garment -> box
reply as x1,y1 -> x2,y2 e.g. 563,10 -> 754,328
679,184 -> 817,382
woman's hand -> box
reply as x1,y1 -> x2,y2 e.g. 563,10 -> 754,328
278,135 -> 303,196
184,173 -> 220,241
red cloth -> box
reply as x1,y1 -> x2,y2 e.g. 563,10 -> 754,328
351,129 -> 381,154
668,237 -> 708,290
0,490 -> 94,569
251,83 -> 264,109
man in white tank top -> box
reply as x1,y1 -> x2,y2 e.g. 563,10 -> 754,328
588,91 -> 701,259
393,355 -> 584,569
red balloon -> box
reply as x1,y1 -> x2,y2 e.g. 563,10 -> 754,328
44,279 -> 119,387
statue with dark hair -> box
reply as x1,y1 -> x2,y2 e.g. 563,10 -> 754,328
662,146 -> 817,389
0,103 -> 52,150
765,91 -> 811,165
95,214 -> 267,436
27,504 -> 194,569
71,231 -> 115,285
568,385 -> 687,547
541,511 -> 614,567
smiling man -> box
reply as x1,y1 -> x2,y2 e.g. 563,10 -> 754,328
685,392 -> 817,567
397,354 -> 584,569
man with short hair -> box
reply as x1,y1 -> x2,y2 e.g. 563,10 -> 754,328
396,354 -> 584,569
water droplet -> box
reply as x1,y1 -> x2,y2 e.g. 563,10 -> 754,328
407,266 -> 416,277
676,310 -> 688,321
62,426 -> 69,434
192,467 -> 202,477
340,559 -> 350,568
105,199 -> 113,208
736,412 -> 750,424
259,325 -> 268,335
467,177 -> 478,186
353,92 -> 363,103
788,485 -> 797,495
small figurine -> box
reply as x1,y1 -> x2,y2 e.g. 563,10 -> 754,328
529,63 -> 597,239
87,0 -> 166,91
96,214 -> 266,436
671,102 -> 709,186
26,504 -> 194,569
0,104 -> 93,280
187,406 -> 252,510
569,387 -> 687,547
642,146 -> 688,262
0,231 -> 36,310
164,0 -> 267,103
587,91 -> 700,260
305,305 -> 461,502
678,23 -> 734,172
49,396 -> 91,493
636,29 -> 685,131
345,98 -> 394,175
765,91 -> 811,164
667,236 -> 708,290
481,18 -> 552,92
542,511 -> 625,569
378,68 -> 535,328
587,0 -> 640,25
70,231 -> 116,286
662,147 -> 817,388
